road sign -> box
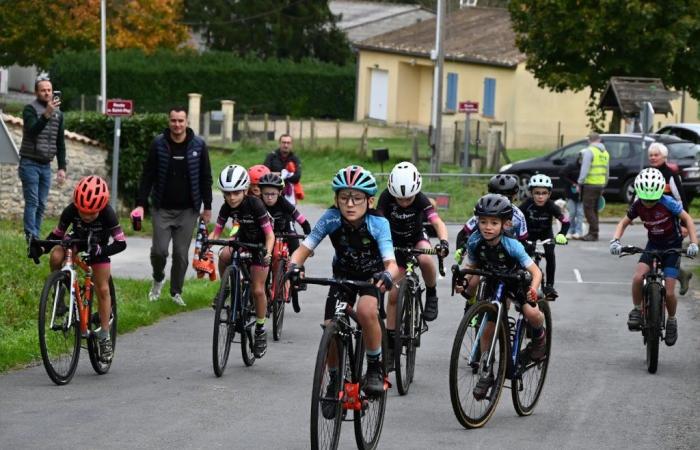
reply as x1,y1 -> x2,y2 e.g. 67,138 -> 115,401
106,99 -> 133,116
459,101 -> 479,114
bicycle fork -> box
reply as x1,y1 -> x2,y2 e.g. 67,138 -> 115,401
470,300 -> 504,378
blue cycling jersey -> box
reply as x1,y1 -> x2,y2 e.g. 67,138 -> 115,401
467,231 -> 533,271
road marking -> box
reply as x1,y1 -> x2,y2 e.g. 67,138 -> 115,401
557,280 -> 628,285
574,269 -> 583,283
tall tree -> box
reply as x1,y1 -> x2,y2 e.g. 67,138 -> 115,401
0,0 -> 189,69
183,0 -> 352,65
509,0 -> 700,128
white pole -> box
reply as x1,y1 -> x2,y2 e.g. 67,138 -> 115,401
111,117 -> 121,209
100,0 -> 107,113
430,0 -> 446,174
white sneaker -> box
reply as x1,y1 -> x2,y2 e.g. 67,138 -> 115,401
571,233 -> 581,240
171,293 -> 186,306
149,280 -> 164,302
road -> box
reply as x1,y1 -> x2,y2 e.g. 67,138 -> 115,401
2,221 -> 700,449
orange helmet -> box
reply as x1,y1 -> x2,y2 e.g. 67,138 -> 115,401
73,175 -> 110,214
248,164 -> 271,185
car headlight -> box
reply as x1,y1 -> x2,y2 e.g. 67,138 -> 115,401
499,163 -> 513,172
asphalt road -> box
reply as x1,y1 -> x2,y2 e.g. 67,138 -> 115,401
2,221 -> 700,450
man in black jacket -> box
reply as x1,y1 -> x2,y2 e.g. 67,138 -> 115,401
263,134 -> 302,205
132,107 -> 212,306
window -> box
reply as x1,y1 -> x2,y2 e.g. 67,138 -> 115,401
556,142 -> 587,160
445,72 -> 458,112
483,77 -> 496,117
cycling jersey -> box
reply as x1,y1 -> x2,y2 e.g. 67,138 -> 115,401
265,196 -> 308,233
519,198 -> 570,240
458,204 -> 528,249
627,195 -> 683,245
377,189 -> 437,246
214,195 -> 273,244
467,231 -> 533,272
302,207 -> 395,278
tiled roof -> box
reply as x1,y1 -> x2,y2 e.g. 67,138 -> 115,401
356,6 -> 525,68
2,113 -> 102,146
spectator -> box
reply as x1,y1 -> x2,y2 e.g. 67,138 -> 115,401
563,154 -> 584,239
18,76 -> 66,240
577,132 -> 609,241
264,134 -> 302,205
132,106 -> 213,306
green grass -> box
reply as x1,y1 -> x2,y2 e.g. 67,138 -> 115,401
0,220 -> 218,373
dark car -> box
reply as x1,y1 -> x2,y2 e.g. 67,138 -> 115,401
499,134 -> 700,203
656,123 -> 700,144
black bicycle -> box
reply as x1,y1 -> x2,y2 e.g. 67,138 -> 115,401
525,238 -> 564,301
298,276 -> 388,450
449,265 -> 552,428
617,246 -> 690,374
202,238 -> 264,377
391,247 -> 444,395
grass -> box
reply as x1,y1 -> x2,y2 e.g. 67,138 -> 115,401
0,220 -> 218,373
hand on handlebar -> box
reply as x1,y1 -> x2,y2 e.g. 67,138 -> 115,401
527,287 -> 538,303
609,239 -> 622,256
687,243 -> 698,257
435,239 -> 450,258
454,248 -> 464,264
374,271 -> 393,293
555,234 -> 568,245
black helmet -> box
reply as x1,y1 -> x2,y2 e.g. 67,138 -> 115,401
488,174 -> 519,196
474,194 -> 513,221
258,173 -> 284,190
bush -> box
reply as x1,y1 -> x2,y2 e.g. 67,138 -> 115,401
64,112 -> 168,207
50,49 -> 355,119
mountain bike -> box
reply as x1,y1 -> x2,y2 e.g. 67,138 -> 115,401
297,276 -> 389,450
391,246 -> 445,395
266,232 -> 305,341
449,265 -> 552,428
202,238 -> 265,377
30,235 -> 117,385
618,246 -> 690,374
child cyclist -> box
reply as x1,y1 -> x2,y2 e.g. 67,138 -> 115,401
209,164 -> 275,357
519,174 -> 570,299
247,164 -> 271,199
455,193 -> 544,400
288,165 -> 398,397
30,176 -> 126,362
377,161 -> 449,326
610,168 -> 698,346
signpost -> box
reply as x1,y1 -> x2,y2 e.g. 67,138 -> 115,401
458,101 -> 479,172
105,99 -> 134,208
639,101 -> 654,170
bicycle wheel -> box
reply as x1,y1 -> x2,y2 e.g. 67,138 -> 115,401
310,322 -> 345,450
212,266 -> 236,377
272,262 -> 288,341
395,278 -> 417,395
353,320 -> 387,450
512,301 -> 552,415
240,283 -> 256,367
38,271 -> 80,385
87,277 -> 118,375
449,302 -> 507,429
646,283 -> 662,374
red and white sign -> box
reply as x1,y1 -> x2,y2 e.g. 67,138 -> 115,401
459,101 -> 479,114
106,99 -> 134,116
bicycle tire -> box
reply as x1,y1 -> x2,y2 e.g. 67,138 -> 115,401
38,271 -> 80,385
394,278 -> 417,395
272,262 -> 287,341
449,301 -> 507,429
310,322 -> 345,450
240,281 -> 256,367
353,319 -> 387,450
212,266 -> 235,377
512,301 -> 552,416
87,277 -> 118,375
646,283 -> 662,374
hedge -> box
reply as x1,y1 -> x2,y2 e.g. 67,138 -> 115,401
50,49 -> 355,119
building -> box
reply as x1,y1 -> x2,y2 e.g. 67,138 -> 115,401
354,6 -> 699,150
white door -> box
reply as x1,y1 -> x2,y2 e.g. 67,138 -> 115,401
369,69 -> 388,121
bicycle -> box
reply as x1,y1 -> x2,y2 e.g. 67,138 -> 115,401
448,265 -> 552,428
617,246 -> 690,374
202,238 -> 265,377
297,276 -> 389,450
30,234 -> 117,385
391,247 -> 445,395
525,238 -> 563,301
266,232 -> 305,341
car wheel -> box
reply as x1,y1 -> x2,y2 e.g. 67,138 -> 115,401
622,177 -> 636,204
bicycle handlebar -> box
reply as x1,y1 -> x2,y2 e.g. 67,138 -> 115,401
450,263 -> 531,296
288,275 -> 385,320
394,246 -> 446,277
274,232 -> 307,240
28,233 -> 98,264
200,238 -> 265,258
619,246 -> 692,258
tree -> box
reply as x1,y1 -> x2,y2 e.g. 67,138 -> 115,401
183,0 -> 352,65
0,0 -> 189,69
509,0 -> 700,129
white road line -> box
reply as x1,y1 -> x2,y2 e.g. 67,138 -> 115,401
574,269 -> 583,283
557,280 -> 628,285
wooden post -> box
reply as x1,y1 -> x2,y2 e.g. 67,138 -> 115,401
286,115 -> 290,135
411,129 -> 419,165
556,120 -> 561,149
453,122 -> 460,166
264,113 -> 269,140
80,94 -> 85,119
335,119 -> 340,149
359,122 -> 368,157
244,113 -> 250,141
203,112 -> 210,142
299,119 -> 303,148
221,100 -> 235,144
310,117 -> 316,149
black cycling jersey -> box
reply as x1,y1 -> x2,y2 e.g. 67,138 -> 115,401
48,203 -> 126,258
215,195 -> 272,244
265,196 -> 306,233
519,198 -> 570,239
377,189 -> 436,245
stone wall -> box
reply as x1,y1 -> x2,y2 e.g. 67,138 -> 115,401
1,113 -> 109,219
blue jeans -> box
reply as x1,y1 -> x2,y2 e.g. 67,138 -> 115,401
18,157 -> 52,238
567,199 -> 584,236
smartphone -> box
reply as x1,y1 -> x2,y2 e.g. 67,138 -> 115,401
52,90 -> 61,104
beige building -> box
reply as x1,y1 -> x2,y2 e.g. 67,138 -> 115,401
354,7 -> 699,150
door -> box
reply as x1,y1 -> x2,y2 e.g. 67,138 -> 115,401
369,69 -> 389,121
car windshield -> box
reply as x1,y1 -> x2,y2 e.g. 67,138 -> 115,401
667,142 -> 700,160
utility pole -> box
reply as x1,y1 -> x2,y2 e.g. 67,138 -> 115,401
430,0 -> 446,174
100,0 -> 107,113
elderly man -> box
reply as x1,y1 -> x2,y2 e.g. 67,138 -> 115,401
264,134 -> 302,205
577,132 -> 609,241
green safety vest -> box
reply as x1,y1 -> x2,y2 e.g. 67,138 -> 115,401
583,146 -> 609,186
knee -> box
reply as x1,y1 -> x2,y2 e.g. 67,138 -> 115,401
632,273 -> 645,284
357,301 -> 377,324
97,284 -> 111,302
252,283 -> 266,301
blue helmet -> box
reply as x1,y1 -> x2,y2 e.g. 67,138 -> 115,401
331,165 -> 378,196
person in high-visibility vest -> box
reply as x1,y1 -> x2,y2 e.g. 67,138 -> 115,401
577,132 -> 610,241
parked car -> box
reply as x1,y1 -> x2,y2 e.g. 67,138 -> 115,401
656,123 -> 700,144
499,134 -> 700,203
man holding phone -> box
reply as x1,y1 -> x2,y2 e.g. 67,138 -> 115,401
18,76 -> 67,240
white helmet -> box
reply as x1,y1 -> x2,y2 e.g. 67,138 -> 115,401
634,167 -> 665,201
388,161 -> 422,198
218,164 -> 250,192
528,174 -> 553,190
